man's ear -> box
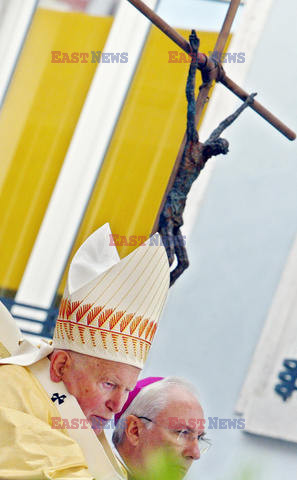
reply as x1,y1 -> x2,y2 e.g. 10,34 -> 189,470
49,350 -> 72,383
125,415 -> 144,447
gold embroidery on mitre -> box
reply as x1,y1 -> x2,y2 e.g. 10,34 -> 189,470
120,313 -> 134,333
63,321 -> 70,340
111,333 -> 119,352
143,342 -> 150,362
131,338 -> 138,357
66,300 -> 80,319
139,340 -> 144,360
122,336 -> 129,355
130,316 -> 142,335
100,331 -> 108,350
89,327 -> 97,347
87,306 -> 103,326
64,299 -> 71,319
145,321 -> 154,340
55,321 -> 60,339
149,323 -> 157,342
109,311 -> 125,331
76,304 -> 92,323
97,308 -> 114,328
69,322 -> 75,341
60,321 -> 66,340
138,319 -> 149,338
77,325 -> 86,344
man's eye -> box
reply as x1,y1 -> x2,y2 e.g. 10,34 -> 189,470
198,433 -> 211,445
103,382 -> 115,389
176,429 -> 190,436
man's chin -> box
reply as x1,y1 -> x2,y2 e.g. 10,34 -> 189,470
170,459 -> 191,479
178,465 -> 190,478
89,415 -> 110,433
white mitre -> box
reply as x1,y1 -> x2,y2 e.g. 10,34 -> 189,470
0,224 -> 170,369
54,223 -> 169,369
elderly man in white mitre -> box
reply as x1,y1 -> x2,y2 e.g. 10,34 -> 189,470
0,224 -> 169,480
112,377 -> 210,479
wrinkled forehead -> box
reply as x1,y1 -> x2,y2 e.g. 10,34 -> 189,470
71,353 -> 140,387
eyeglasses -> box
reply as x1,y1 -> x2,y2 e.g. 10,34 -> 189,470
136,416 -> 211,454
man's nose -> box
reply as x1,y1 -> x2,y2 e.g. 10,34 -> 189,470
184,438 -> 201,461
106,390 -> 126,413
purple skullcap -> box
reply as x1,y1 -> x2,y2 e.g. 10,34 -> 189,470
114,376 -> 164,425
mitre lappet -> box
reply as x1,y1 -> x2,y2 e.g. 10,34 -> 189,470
0,223 -> 170,368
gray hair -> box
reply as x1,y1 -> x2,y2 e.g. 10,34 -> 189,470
112,376 -> 198,446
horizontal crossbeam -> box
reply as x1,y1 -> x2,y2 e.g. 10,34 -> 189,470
127,0 -> 296,141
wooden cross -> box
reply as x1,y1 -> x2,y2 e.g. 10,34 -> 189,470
127,0 -> 296,284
